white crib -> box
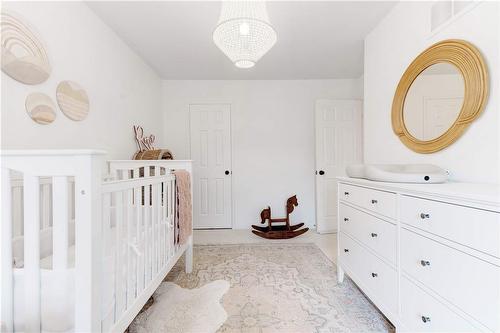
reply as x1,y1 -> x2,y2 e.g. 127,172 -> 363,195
1,150 -> 193,333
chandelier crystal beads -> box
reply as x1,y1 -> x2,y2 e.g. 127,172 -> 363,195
213,1 -> 277,69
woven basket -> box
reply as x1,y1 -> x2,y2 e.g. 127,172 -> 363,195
133,149 -> 173,160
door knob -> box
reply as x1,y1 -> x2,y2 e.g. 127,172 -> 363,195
420,260 -> 431,267
225,170 -> 230,175
371,272 -> 378,278
319,170 -> 325,175
421,316 -> 431,323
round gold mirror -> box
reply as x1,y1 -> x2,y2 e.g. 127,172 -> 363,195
392,39 -> 488,153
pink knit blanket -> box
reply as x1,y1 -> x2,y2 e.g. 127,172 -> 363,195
173,170 -> 192,245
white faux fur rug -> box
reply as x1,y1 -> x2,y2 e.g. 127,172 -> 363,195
129,280 -> 230,333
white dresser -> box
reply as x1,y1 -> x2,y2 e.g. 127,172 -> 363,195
337,177 -> 500,332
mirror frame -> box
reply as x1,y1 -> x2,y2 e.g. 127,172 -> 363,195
392,39 -> 488,154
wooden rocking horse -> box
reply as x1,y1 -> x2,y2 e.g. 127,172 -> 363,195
251,195 -> 309,239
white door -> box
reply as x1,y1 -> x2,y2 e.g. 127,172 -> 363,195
190,104 -> 232,229
315,99 -> 362,233
423,97 -> 463,140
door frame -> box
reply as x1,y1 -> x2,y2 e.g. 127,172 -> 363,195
188,103 -> 234,229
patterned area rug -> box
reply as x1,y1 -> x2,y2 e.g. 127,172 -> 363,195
165,243 -> 393,333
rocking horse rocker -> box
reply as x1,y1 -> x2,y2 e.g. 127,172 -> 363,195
252,195 -> 309,239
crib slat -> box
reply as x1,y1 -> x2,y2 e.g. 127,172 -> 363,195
163,181 -> 168,262
156,183 -> 162,272
150,183 -> 156,276
151,183 -> 157,275
134,186 -> 144,293
161,181 -> 166,267
101,192 -> 112,328
69,180 -> 76,221
41,183 -> 51,229
168,178 -> 173,255
165,182 -> 172,261
12,186 -> 23,237
165,179 -> 170,260
143,167 -> 151,283
126,188 -> 135,308
115,191 -> 125,321
1,168 -> 14,332
23,175 -> 41,333
166,180 -> 171,258
156,183 -> 161,272
171,178 -> 176,256
52,176 -> 69,270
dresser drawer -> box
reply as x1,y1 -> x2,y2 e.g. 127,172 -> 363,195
401,229 -> 500,331
339,232 -> 398,315
401,195 -> 500,258
400,277 -> 478,332
339,183 -> 396,219
339,203 -> 397,264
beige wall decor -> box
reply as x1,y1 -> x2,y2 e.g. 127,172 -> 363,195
56,80 -> 90,121
25,92 -> 56,125
392,39 -> 488,154
1,10 -> 51,84
132,125 -> 174,160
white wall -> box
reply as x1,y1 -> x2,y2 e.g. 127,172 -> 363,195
162,79 -> 363,229
364,1 -> 499,184
1,2 -> 163,160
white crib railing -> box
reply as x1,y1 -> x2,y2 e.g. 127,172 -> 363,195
1,150 -> 105,333
10,176 -> 77,270
1,150 -> 193,333
108,159 -> 194,278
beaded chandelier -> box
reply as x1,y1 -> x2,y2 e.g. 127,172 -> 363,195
213,1 -> 277,69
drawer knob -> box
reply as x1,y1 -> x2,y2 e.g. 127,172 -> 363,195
344,191 -> 350,196
344,248 -> 349,252
420,260 -> 431,267
371,233 -> 378,238
371,272 -> 378,278
420,213 -> 430,219
344,217 -> 349,222
371,199 -> 378,204
421,316 -> 431,323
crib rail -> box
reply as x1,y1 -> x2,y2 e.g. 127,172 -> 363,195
105,159 -> 193,332
108,159 -> 193,180
1,150 -> 105,333
10,176 -> 76,267
1,151 -> 193,333
101,172 -> 176,332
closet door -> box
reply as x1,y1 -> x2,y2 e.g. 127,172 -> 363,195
190,104 -> 232,229
315,100 -> 362,233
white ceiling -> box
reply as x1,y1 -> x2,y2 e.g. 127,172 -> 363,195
87,1 -> 396,80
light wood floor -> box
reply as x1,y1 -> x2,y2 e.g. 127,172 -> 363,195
193,229 -> 338,263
